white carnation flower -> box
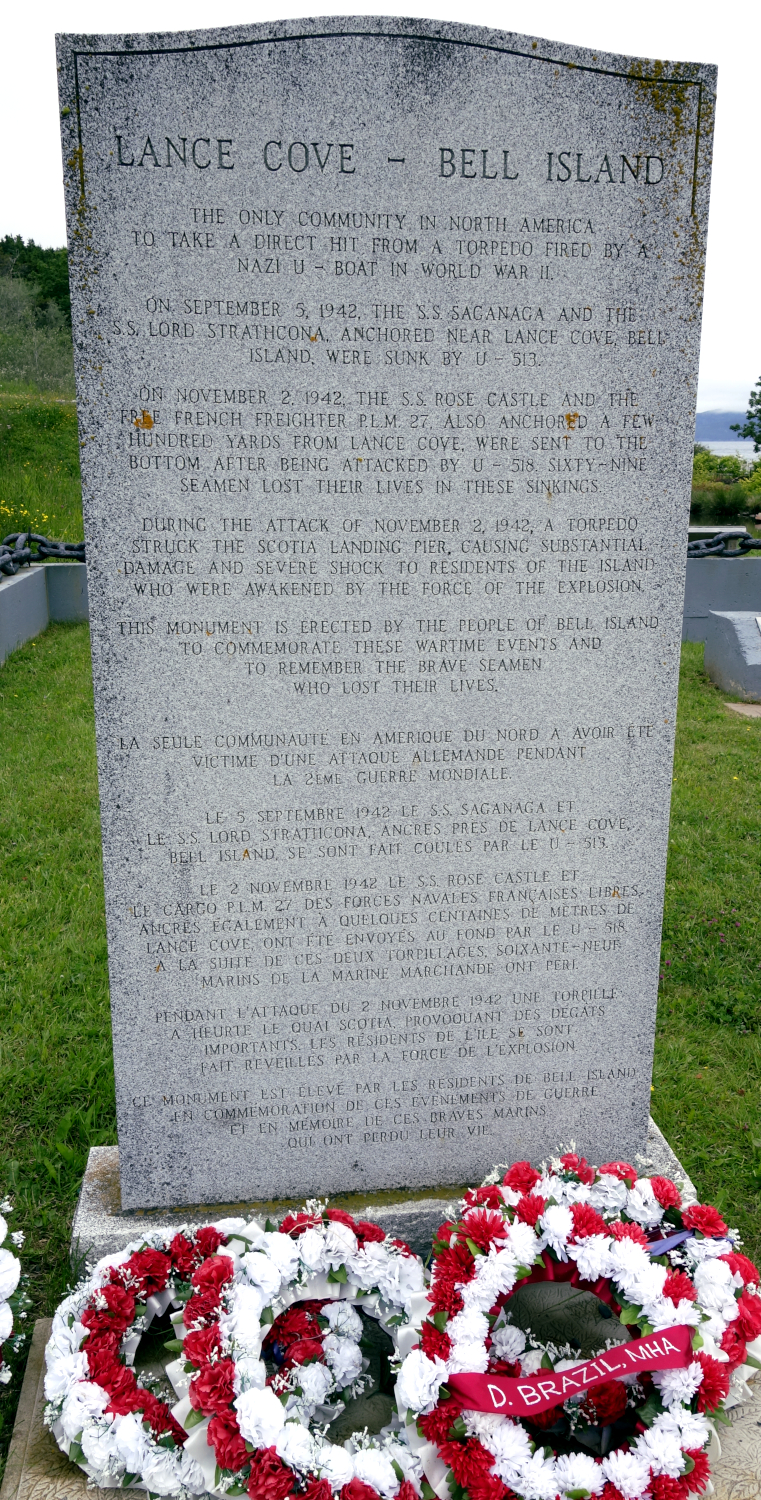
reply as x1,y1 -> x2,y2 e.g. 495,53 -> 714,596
60,1382 -> 110,1444
520,1348 -> 546,1376
540,1204 -> 573,1258
684,1237 -> 734,1267
568,1234 -> 613,1282
626,1260 -> 668,1309
316,1439 -> 355,1489
44,1351 -> 89,1403
47,1313 -> 86,1362
625,1180 -> 665,1229
490,1324 -> 527,1362
506,1220 -> 540,1268
224,1281 -> 268,1340
323,1300 -> 363,1340
235,1385 -> 286,1446
323,1220 -> 358,1267
0,1215 -> 7,1247
263,1232 -> 300,1281
653,1361 -> 704,1409
515,1446 -> 560,1499
294,1360 -> 334,1406
276,1421 -> 319,1472
323,1331 -> 363,1384
470,1414 -> 532,1481
80,1418 -> 118,1476
671,1409 -> 711,1449
608,1238 -> 652,1293
589,1175 -> 629,1212
448,1307 -> 490,1353
353,1447 -> 400,1497
648,1297 -> 702,1332
0,1302 -> 12,1343
555,1451 -> 605,1496
177,1447 -> 207,1495
232,1355 -> 266,1396
298,1227 -> 330,1273
601,1449 -> 650,1498
396,1348 -> 446,1413
0,1249 -> 20,1301
241,1249 -> 283,1306
693,1259 -> 740,1321
112,1412 -> 150,1474
140,1447 -> 187,1495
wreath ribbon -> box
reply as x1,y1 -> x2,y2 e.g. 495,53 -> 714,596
448,1323 -> 695,1416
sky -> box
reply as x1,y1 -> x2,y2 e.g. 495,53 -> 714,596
1,0 -> 758,412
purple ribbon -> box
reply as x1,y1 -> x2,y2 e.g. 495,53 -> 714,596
647,1230 -> 693,1256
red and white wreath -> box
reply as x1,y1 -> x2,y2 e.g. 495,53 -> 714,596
395,1152 -> 761,1500
170,1201 -> 428,1500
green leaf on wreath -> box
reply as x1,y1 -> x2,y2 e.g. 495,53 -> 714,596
134,1302 -> 147,1319
184,1408 -> 207,1428
328,1263 -> 349,1283
157,1434 -> 176,1450
433,1309 -> 449,1332
618,1305 -> 641,1326
744,1353 -> 761,1370
122,1473 -> 139,1487
260,1305 -> 274,1324
465,1238 -> 483,1259
164,1338 -> 184,1353
540,1353 -> 554,1370
215,1465 -> 222,1487
638,1392 -> 664,1427
515,1264 -> 534,1280
421,1481 -> 437,1500
385,1313 -> 403,1327
265,1218 -> 277,1232
68,1439 -> 85,1465
392,1461 -> 404,1481
566,1489 -> 592,1498
448,1416 -> 468,1440
691,1331 -> 704,1351
682,1456 -> 696,1475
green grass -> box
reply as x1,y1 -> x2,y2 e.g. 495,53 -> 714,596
0,629 -> 760,1477
0,393 -> 83,542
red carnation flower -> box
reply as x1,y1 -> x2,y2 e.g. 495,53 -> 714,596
189,1357 -> 236,1416
720,1251 -> 760,1286
695,1352 -> 731,1414
421,1321 -> 452,1361
435,1240 -> 476,1285
581,1380 -> 628,1425
84,1332 -> 122,1384
466,1473 -> 510,1500
428,1278 -> 464,1318
191,1254 -> 235,1292
503,1161 -> 540,1195
526,1404 -> 563,1430
433,1223 -> 456,1250
207,1410 -> 249,1473
326,1207 -> 358,1233
462,1209 -> 508,1251
650,1176 -> 682,1210
169,1232 -> 197,1279
610,1221 -> 650,1249
340,1482 -> 380,1500
736,1290 -> 761,1341
183,1324 -> 223,1368
663,1270 -> 697,1305
265,1303 -> 323,1354
599,1161 -> 637,1184
649,1476 -> 689,1500
355,1221 -> 386,1246
81,1283 -> 136,1335
139,1390 -> 186,1442
391,1238 -> 414,1258
683,1448 -> 711,1494
682,1204 -> 728,1237
514,1193 -> 546,1228
184,1287 -> 224,1330
570,1202 -> 608,1240
286,1338 -> 324,1367
559,1152 -> 595,1186
121,1249 -> 171,1297
302,1482 -> 333,1500
397,1485 -> 420,1500
247,1445 -> 296,1500
419,1396 -> 465,1446
194,1226 -> 227,1259
602,1485 -> 627,1500
103,1367 -> 145,1417
439,1437 -> 494,1488
463,1185 -> 505,1211
280,1210 -> 321,1237
721,1321 -> 747,1371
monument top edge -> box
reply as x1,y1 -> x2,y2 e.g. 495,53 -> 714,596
55,15 -> 717,85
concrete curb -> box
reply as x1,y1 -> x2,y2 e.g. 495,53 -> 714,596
0,563 -> 88,665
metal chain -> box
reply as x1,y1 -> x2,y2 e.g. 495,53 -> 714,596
687,534 -> 761,559
0,532 -> 86,578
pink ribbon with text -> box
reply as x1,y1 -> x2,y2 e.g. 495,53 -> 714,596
448,1324 -> 694,1416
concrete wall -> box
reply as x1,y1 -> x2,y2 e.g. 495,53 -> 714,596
0,563 -> 89,666
683,558 -> 761,641
704,612 -> 761,702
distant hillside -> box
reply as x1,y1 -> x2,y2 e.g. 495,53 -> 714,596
695,411 -> 746,441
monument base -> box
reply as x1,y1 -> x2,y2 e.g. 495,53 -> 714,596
70,1118 -> 695,1266
4,1303 -> 761,1500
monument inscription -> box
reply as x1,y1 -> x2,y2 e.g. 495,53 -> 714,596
56,19 -> 715,1209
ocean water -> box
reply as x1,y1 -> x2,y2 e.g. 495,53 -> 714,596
697,440 -> 759,461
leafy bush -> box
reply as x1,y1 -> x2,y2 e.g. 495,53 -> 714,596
0,237 -> 70,324
691,444 -> 761,523
0,276 -> 74,396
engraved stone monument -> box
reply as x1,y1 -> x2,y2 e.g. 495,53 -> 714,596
56,19 -> 715,1211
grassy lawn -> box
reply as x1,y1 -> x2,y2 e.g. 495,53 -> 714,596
0,626 -> 760,1475
0,394 -> 82,541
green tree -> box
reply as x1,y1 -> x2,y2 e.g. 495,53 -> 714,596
0,236 -> 70,324
731,377 -> 761,452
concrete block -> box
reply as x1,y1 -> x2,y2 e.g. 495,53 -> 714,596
704,612 -> 761,701
683,559 -> 761,642
0,570 -> 49,666
44,561 -> 89,623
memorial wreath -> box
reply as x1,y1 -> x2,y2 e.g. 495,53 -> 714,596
0,1194 -> 26,1386
395,1152 -> 761,1500
44,1203 -> 427,1498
